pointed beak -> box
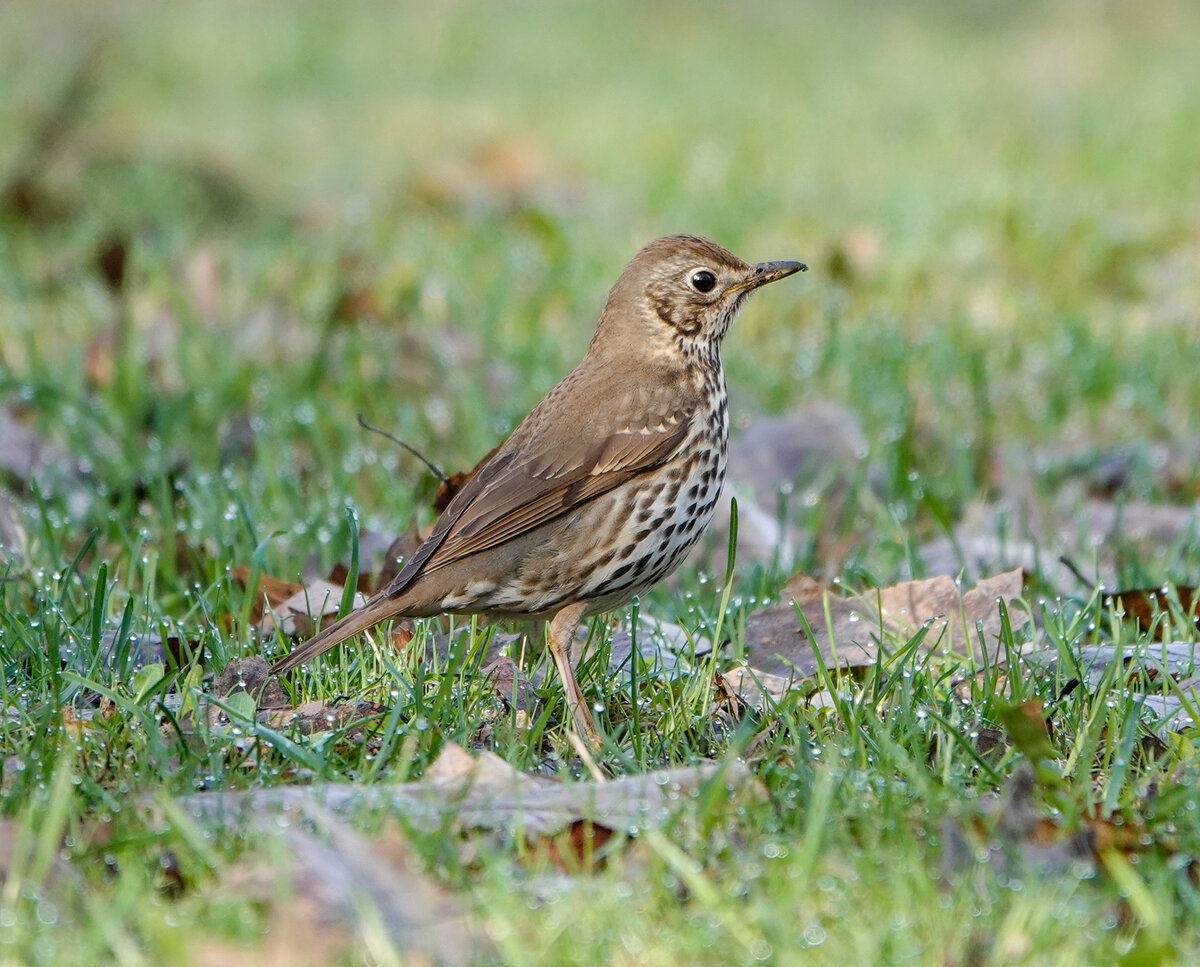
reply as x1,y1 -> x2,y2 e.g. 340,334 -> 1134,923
750,260 -> 808,287
728,259 -> 808,294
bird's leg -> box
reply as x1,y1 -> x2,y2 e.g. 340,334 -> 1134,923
547,602 -> 600,751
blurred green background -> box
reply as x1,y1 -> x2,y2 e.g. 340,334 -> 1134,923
2,0 -> 1199,579
4,4 -> 1200,963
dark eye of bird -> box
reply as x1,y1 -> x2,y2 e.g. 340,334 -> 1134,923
690,270 -> 716,293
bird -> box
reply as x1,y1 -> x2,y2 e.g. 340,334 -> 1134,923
272,235 -> 806,749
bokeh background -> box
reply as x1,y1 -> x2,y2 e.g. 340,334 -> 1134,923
5,4 -> 1200,963
3,0 -> 1200,583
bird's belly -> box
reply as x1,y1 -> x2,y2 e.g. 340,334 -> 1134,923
574,445 -> 727,606
436,441 -> 726,618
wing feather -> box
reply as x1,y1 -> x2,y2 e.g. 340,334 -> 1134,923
381,408 -> 690,598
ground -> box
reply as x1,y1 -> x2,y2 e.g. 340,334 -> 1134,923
2,1 -> 1200,964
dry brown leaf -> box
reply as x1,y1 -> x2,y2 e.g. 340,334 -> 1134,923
258,579 -> 366,637
180,742 -> 758,839
258,700 -> 387,736
326,559 -> 374,595
230,566 -> 303,624
1023,642 -> 1200,738
481,656 -> 538,723
376,517 -> 427,590
719,666 -> 792,709
1108,585 -> 1200,639
432,443 -> 501,514
743,568 -> 1027,682
203,818 -> 485,967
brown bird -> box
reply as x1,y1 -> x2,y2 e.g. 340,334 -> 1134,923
272,235 -> 806,748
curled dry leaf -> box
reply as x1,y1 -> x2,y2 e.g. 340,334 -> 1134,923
1025,642 -> 1200,738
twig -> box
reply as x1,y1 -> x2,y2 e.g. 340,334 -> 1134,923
356,414 -> 448,483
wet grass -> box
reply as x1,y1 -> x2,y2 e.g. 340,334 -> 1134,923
3,0 -> 1200,963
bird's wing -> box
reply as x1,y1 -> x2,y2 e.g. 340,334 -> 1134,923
382,400 -> 692,599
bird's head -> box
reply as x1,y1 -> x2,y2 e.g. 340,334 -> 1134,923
593,235 -> 806,357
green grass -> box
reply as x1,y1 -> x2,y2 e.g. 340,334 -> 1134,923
3,0 -> 1200,963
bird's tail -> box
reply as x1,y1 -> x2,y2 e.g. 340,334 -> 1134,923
270,593 -> 397,676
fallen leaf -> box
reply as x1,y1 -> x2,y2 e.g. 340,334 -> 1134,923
481,656 -> 538,722
326,559 -> 374,595
203,816 -> 487,967
433,443 -> 501,514
1108,585 -> 1199,639
179,741 -> 759,839
719,666 -> 792,710
1025,642 -> 1200,738
257,579 -> 366,637
258,700 -> 386,737
230,566 -> 303,624
375,517 -> 427,590
743,568 -> 1028,682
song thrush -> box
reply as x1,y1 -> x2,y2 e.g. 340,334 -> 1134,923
272,235 -> 806,748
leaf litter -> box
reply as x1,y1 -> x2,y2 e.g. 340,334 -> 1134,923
170,742 -> 757,963
729,567 -> 1028,694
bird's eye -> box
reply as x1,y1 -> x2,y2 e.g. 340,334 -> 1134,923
690,270 -> 716,293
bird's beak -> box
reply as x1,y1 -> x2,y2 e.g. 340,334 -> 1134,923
729,260 -> 808,294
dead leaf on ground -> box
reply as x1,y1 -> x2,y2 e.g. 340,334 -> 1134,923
433,443 -> 501,514
376,518 -> 426,590
1107,584 -> 1199,639
719,666 -> 793,710
96,627 -> 203,668
326,560 -> 374,596
230,566 -> 303,625
179,741 -> 759,840
481,656 -> 538,725
1025,642 -> 1200,738
201,812 -> 487,967
920,498 -> 1200,595
258,699 -> 387,738
258,579 -> 366,637
941,765 -> 1171,886
742,568 -> 1028,684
